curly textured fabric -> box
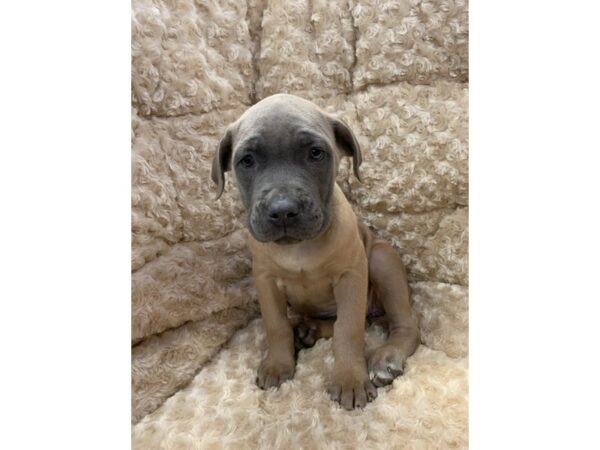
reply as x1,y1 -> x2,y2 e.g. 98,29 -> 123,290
132,230 -> 254,342
411,281 -> 468,358
348,82 -> 468,213
257,0 -> 355,99
132,0 -> 253,116
131,112 -> 184,270
131,0 -> 469,442
352,0 -> 469,87
133,320 -> 468,449
131,108 -> 248,271
132,305 -> 259,423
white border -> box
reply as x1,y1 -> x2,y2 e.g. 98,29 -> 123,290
471,1 -> 600,448
0,1 -> 131,448
1,1 -> 599,448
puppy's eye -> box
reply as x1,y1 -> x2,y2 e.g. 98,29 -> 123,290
309,148 -> 325,161
239,155 -> 255,168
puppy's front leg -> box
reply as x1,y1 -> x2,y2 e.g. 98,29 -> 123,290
328,267 -> 378,410
255,273 -> 296,389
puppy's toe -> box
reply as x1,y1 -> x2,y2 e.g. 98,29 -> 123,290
256,357 -> 295,390
365,380 -> 378,402
368,345 -> 406,387
328,376 -> 377,410
327,384 -> 342,403
293,321 -> 317,351
353,386 -> 367,409
340,389 -> 355,410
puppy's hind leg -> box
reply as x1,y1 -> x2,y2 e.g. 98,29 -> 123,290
293,317 -> 335,353
367,241 -> 420,387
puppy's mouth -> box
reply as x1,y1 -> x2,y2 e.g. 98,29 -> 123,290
249,224 -> 314,245
273,235 -> 301,245
247,209 -> 329,244
272,223 -> 304,245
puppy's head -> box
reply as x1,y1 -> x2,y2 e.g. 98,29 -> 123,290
211,94 -> 361,244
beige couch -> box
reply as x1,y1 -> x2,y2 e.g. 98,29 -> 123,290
132,0 -> 468,447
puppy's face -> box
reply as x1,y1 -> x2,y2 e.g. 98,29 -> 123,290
233,118 -> 335,244
212,94 -> 362,244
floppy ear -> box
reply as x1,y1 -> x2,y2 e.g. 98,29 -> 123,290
330,117 -> 362,182
211,127 -> 233,199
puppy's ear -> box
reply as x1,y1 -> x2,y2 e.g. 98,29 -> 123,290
211,126 -> 234,199
330,117 -> 362,182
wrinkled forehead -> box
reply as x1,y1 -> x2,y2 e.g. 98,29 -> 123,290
233,101 -> 334,150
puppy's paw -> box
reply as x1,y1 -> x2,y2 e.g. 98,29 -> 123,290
256,355 -> 295,390
368,345 -> 406,387
327,372 -> 378,410
293,321 -> 317,352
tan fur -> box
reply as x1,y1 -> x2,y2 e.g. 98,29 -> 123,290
249,186 -> 362,317
250,185 -> 374,408
248,179 -> 419,408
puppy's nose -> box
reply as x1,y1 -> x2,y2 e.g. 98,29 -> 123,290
267,197 -> 299,226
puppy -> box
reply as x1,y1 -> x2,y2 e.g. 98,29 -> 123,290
211,94 -> 420,409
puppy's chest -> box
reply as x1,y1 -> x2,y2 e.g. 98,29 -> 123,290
275,269 -> 336,314
271,254 -> 338,314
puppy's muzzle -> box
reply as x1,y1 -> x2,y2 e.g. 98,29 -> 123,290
249,186 -> 326,243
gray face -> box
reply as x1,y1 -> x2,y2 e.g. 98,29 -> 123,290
234,118 -> 335,244
212,94 -> 362,245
